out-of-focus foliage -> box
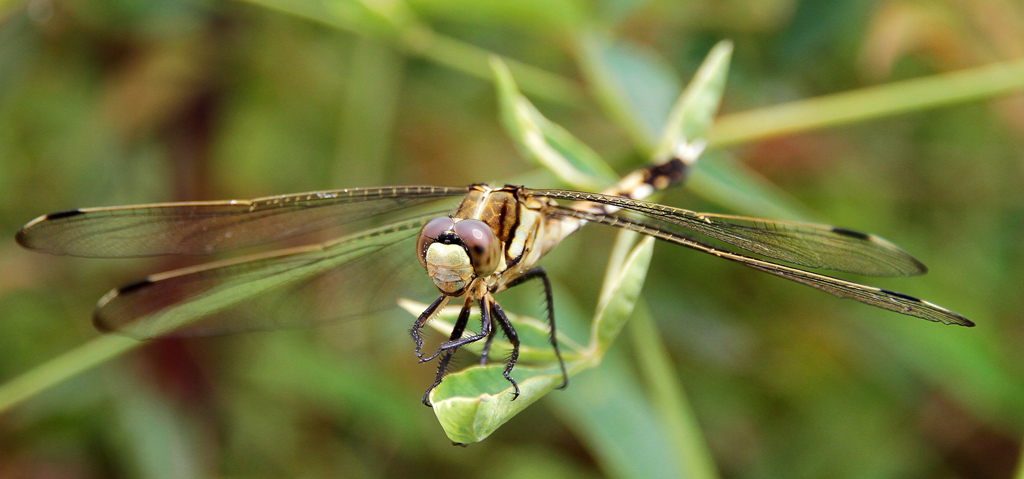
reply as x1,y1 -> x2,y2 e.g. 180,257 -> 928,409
1,0 -> 1023,478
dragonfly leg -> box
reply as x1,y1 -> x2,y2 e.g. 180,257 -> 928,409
420,297 -> 474,363
506,267 -> 568,389
411,295 -> 448,361
422,297 -> 489,406
479,321 -> 499,365
490,301 -> 521,399
422,294 -> 494,362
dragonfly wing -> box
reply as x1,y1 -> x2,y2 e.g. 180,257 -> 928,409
17,186 -> 468,257
549,206 -> 973,327
94,215 -> 442,339
729,251 -> 973,326
659,212 -> 926,277
530,189 -> 925,277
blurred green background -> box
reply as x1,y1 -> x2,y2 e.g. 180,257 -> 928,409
1,0 -> 1023,477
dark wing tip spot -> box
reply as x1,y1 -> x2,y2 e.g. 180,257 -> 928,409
15,211 -> 84,249
117,278 -> 153,294
831,227 -> 871,241
46,209 -> 85,220
880,288 -> 974,327
879,288 -> 920,302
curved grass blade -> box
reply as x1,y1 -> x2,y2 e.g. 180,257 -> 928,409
547,352 -> 683,479
0,336 -> 140,413
628,305 -> 719,479
652,40 -> 732,164
491,56 -> 617,189
591,235 -> 655,351
575,33 -> 683,149
239,0 -> 584,106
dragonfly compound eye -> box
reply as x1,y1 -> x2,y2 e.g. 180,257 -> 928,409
454,219 -> 500,277
417,216 -> 456,269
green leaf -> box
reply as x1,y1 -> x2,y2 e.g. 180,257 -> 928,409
429,363 -> 571,444
239,0 -> 397,38
592,234 -> 655,352
576,33 -> 682,149
652,40 -> 732,163
491,56 -> 618,188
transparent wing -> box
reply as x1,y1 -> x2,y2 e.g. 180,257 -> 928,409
530,189 -> 925,277
547,206 -> 973,327
93,215 -> 444,339
17,186 -> 468,257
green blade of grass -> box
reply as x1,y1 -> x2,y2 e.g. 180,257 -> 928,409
629,304 -> 718,479
492,56 -> 618,189
236,0 -> 584,106
591,234 -> 654,353
575,32 -> 682,151
709,59 -> 1024,147
652,40 -> 732,163
0,335 -> 140,413
547,350 -> 682,479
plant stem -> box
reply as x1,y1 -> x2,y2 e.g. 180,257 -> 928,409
629,305 -> 720,479
0,336 -> 139,413
709,59 -> 1024,146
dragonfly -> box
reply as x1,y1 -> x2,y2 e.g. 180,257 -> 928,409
16,155 -> 973,405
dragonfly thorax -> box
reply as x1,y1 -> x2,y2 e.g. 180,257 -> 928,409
417,216 -> 500,295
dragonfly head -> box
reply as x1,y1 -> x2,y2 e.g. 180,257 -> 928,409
417,216 -> 500,295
